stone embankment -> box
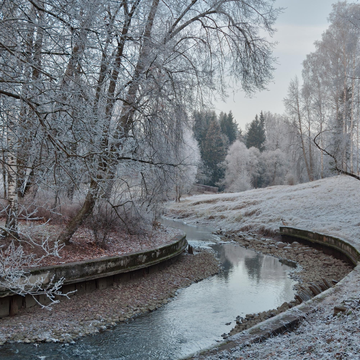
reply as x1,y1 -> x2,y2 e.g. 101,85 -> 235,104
0,235 -> 187,317
218,229 -> 353,337
0,249 -> 220,345
0,232 -> 220,345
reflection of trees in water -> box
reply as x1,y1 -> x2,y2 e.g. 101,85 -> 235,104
211,244 -> 234,281
219,257 -> 232,281
244,253 -> 264,283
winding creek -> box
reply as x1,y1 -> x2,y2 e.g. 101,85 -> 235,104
0,219 -> 297,360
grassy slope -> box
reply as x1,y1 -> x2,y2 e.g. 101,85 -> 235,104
167,175 -> 360,247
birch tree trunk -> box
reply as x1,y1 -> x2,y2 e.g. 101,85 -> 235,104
18,2 -> 45,198
284,78 -> 313,181
317,82 -> 324,179
349,54 -> 356,173
357,80 -> 360,176
298,106 -> 313,182
304,92 -> 314,179
57,0 -> 160,245
342,62 -> 348,171
4,122 -> 18,239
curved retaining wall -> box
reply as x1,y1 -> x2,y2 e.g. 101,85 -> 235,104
0,235 -> 187,317
279,227 -> 360,265
188,227 -> 360,359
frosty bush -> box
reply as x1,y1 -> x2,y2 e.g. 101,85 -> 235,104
220,141 -> 253,192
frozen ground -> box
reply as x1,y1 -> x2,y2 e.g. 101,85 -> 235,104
192,268 -> 360,360
166,175 -> 360,360
167,175 -> 360,248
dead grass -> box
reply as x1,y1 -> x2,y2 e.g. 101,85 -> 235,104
191,198 -> 219,206
230,200 -> 259,211
244,209 -> 261,217
1,221 -> 180,268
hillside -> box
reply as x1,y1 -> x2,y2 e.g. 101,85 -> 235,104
166,175 -> 360,360
167,175 -> 360,246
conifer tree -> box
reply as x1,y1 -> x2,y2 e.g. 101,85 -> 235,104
246,112 -> 266,151
192,111 -> 217,159
219,111 -> 238,145
202,120 -> 227,186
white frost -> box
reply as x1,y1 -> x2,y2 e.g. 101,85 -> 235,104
168,175 -> 360,360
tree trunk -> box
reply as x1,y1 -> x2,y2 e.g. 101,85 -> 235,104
57,179 -> 98,245
17,2 -> 44,198
2,149 -> 7,199
357,80 -> 360,176
57,0 -> 160,244
305,97 -> 314,179
342,65 -> 348,171
4,127 -> 19,239
104,0 -> 161,198
295,91 -> 313,181
350,54 -> 356,173
317,81 -> 324,178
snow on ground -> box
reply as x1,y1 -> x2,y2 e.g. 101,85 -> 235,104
166,175 -> 360,360
167,175 -> 360,248
195,268 -> 360,360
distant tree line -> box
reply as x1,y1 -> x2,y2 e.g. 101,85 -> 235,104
193,109 -> 292,192
222,111 -> 299,192
202,2 -> 360,193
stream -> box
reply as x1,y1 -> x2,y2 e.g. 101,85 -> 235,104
0,218 -> 297,360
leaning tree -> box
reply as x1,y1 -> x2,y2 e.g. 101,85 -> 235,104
0,0 -> 280,245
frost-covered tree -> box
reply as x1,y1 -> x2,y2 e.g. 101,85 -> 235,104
262,111 -> 311,185
284,2 -> 360,181
174,127 -> 201,202
192,111 -> 218,159
284,77 -> 314,182
0,0 -> 280,245
260,149 -> 289,186
221,141 -> 252,192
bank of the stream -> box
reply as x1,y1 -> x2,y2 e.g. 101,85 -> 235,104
218,231 -> 353,336
0,249 -> 219,345
0,227 -> 352,349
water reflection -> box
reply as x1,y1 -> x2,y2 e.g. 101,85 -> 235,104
244,253 -> 263,282
0,220 -> 297,360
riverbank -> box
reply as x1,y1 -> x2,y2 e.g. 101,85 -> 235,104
1,226 -> 349,348
0,249 -> 219,345
166,175 -> 360,359
192,264 -> 360,360
2,175 -> 357,356
219,231 -> 352,336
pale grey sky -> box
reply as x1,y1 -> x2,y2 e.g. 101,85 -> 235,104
214,0 -> 335,130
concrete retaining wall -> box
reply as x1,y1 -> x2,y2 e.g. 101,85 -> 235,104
280,227 -> 360,265
0,235 -> 187,317
189,227 -> 360,359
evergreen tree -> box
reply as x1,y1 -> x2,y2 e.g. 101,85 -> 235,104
219,111 -> 238,145
192,110 -> 217,158
246,112 -> 266,151
202,120 -> 227,186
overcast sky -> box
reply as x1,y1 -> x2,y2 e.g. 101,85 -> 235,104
213,0 -> 336,130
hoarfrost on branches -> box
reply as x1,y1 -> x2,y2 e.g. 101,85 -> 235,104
220,140 -> 253,192
0,0 -> 280,303
0,234 -> 70,309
